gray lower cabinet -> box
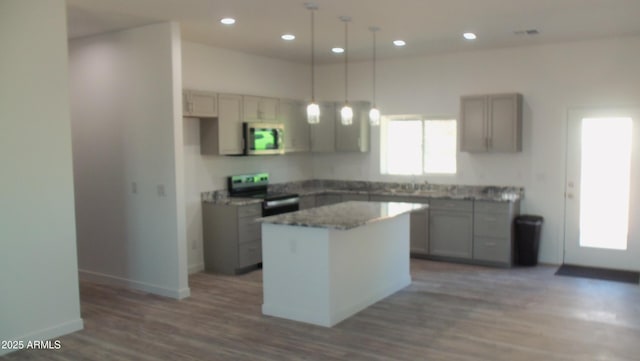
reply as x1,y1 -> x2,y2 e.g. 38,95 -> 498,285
202,202 -> 262,274
473,200 -> 520,265
299,195 -> 316,210
370,195 -> 429,255
315,194 -> 342,206
312,193 -> 369,208
340,194 -> 369,202
429,199 -> 473,259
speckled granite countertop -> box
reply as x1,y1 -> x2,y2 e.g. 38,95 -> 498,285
258,201 -> 427,230
202,179 -> 523,206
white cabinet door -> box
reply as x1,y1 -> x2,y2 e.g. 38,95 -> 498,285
244,96 -> 278,122
218,93 -> 244,155
183,90 -> 218,117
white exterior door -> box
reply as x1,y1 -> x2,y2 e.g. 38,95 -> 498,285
564,107 -> 640,271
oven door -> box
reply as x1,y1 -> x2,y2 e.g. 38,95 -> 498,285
244,122 -> 285,155
263,197 -> 299,216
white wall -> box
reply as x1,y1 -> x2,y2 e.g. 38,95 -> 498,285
0,0 -> 83,354
69,22 -> 189,298
182,42 -> 313,272
312,36 -> 640,264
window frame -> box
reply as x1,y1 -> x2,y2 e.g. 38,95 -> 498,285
380,115 -> 457,176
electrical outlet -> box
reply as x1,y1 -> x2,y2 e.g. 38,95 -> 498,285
132,182 -> 137,194
157,184 -> 166,197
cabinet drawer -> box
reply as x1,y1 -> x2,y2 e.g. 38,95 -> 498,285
237,204 -> 261,218
474,201 -> 510,214
473,237 -> 511,264
474,214 -> 510,238
238,219 -> 260,244
430,199 -> 473,212
238,241 -> 262,268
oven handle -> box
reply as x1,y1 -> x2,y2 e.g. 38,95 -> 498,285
263,197 -> 300,209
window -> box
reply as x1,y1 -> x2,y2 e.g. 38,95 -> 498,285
381,116 -> 457,175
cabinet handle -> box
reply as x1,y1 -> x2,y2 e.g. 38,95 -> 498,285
485,242 -> 497,247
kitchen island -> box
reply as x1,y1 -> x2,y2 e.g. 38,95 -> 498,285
258,201 -> 427,327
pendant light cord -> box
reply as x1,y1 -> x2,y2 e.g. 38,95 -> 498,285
310,8 -> 315,102
344,18 -> 349,104
372,29 -> 376,107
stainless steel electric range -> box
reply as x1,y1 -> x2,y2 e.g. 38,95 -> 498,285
227,173 -> 299,216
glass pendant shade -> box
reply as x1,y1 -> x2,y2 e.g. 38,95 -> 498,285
369,107 -> 380,126
307,102 -> 320,124
341,104 -> 353,125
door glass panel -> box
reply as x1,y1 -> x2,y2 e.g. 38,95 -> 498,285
579,117 -> 632,250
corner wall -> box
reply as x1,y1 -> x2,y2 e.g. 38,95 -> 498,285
0,0 -> 83,354
69,22 -> 189,298
181,42 -> 313,272
313,36 -> 640,264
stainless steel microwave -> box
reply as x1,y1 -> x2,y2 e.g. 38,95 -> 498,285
243,122 -> 285,155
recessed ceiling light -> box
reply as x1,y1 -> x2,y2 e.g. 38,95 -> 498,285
332,47 -> 344,54
281,34 -> 295,41
220,17 -> 236,25
463,32 -> 477,40
393,40 -> 406,47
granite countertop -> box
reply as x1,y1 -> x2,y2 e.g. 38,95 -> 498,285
257,201 -> 427,230
202,179 -> 523,206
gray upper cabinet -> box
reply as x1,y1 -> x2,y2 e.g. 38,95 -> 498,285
310,101 -> 370,153
183,90 -> 218,118
315,193 -> 342,206
243,95 -> 278,122
200,93 -> 244,155
299,195 -> 316,210
279,99 -> 310,153
310,102 -> 337,152
335,101 -> 370,153
429,199 -> 473,259
460,93 -> 522,153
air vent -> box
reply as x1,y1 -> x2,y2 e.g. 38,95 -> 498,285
514,29 -> 540,36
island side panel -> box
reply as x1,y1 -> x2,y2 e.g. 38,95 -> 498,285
328,214 -> 412,326
261,223 -> 333,326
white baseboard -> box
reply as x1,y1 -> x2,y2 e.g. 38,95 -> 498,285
188,262 -> 205,274
0,318 -> 84,356
79,269 -> 190,299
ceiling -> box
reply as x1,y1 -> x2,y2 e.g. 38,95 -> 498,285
66,0 -> 640,64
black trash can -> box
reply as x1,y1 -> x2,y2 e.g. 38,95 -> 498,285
513,215 -> 544,266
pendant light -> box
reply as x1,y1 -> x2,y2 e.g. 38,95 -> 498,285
306,3 -> 320,124
369,26 -> 381,126
339,16 -> 353,125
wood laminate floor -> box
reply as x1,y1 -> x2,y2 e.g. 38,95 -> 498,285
3,259 -> 640,361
